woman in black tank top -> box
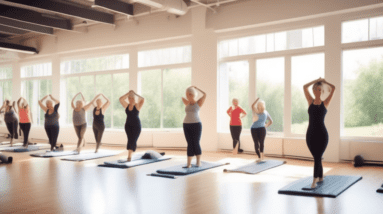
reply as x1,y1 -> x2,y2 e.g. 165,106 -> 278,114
303,77 -> 336,188
119,90 -> 145,162
92,93 -> 110,153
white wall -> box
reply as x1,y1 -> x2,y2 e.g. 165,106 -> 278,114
2,0 -> 383,162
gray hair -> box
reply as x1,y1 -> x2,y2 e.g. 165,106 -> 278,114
257,101 -> 266,113
186,87 -> 198,98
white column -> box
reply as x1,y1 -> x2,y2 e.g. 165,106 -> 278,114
51,55 -> 61,98
11,61 -> 21,101
323,17 -> 342,162
129,47 -> 138,92
191,7 -> 218,152
284,56 -> 292,138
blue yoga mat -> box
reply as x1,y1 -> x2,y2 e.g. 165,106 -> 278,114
31,150 -> 79,158
103,156 -> 171,168
150,161 -> 229,178
278,175 -> 362,198
0,144 -> 50,152
61,150 -> 121,162
224,160 -> 286,174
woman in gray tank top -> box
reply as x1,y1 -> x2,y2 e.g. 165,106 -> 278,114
0,100 -> 18,146
72,92 -> 98,153
182,86 -> 207,168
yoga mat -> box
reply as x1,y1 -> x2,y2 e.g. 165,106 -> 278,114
0,144 -> 50,152
152,161 -> 229,178
61,150 -> 121,162
278,175 -> 362,198
0,142 -> 22,147
223,160 -> 286,174
103,156 -> 171,168
31,150 -> 79,158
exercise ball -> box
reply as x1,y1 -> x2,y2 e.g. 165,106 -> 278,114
353,155 -> 365,167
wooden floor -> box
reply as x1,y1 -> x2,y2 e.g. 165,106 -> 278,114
1,140 -> 383,214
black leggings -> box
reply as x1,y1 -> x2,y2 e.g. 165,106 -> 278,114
45,125 -> 59,149
6,120 -> 18,139
93,123 -> 105,145
306,131 -> 328,178
230,126 -> 242,149
251,127 -> 266,158
125,124 -> 141,152
74,123 -> 87,148
183,123 -> 202,157
19,123 -> 31,146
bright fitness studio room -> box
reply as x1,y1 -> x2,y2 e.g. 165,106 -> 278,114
0,0 -> 382,213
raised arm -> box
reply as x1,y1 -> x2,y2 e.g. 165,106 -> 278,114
182,97 -> 190,106
252,98 -> 260,114
194,86 -> 207,107
12,101 -> 17,114
322,79 -> 336,108
83,93 -> 96,111
71,92 -> 80,109
119,91 -> 130,109
100,94 -> 111,112
0,101 -> 6,112
303,77 -> 322,106
49,94 -> 60,104
132,91 -> 145,111
38,95 -> 49,112
17,97 -> 23,110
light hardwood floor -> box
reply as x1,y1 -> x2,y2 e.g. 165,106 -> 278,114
1,141 -> 383,214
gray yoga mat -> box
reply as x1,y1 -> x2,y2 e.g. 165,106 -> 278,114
0,144 -> 51,152
223,160 -> 286,174
0,142 -> 22,147
151,161 -> 229,178
61,150 -> 121,162
103,156 -> 171,168
31,150 -> 79,158
278,175 -> 362,198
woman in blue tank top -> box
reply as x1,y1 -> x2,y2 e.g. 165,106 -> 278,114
251,98 -> 273,163
182,86 -> 207,168
119,90 -> 145,162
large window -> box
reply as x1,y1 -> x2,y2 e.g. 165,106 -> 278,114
61,55 -> 129,129
256,57 -> 284,133
291,53 -> 325,135
219,26 -> 324,58
138,46 -> 191,68
0,65 -> 12,102
342,16 -> 383,43
218,61 -> 251,132
139,68 -> 191,129
61,54 -> 129,74
21,63 -> 53,126
342,47 -> 383,137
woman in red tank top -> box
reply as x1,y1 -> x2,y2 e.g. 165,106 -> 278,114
227,98 -> 247,155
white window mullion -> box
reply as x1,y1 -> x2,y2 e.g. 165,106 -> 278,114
160,69 -> 164,129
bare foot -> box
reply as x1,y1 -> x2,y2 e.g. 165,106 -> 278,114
95,150 -> 98,153
127,158 -> 131,162
319,177 -> 324,182
256,159 -> 262,163
185,165 -> 192,168
310,182 -> 317,189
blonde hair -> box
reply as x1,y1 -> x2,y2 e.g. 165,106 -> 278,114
232,98 -> 239,103
257,101 -> 266,113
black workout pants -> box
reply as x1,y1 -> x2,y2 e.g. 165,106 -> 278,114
6,120 -> 18,139
251,127 -> 266,158
19,123 -> 31,146
45,125 -> 59,149
93,123 -> 105,145
230,126 -> 242,149
183,122 -> 202,157
125,124 -> 141,152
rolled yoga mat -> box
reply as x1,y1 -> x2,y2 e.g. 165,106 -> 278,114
61,150 -> 121,162
31,150 -> 79,158
0,144 -> 51,152
103,156 -> 172,168
150,161 -> 230,178
223,160 -> 286,174
0,153 -> 12,164
278,175 -> 362,198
